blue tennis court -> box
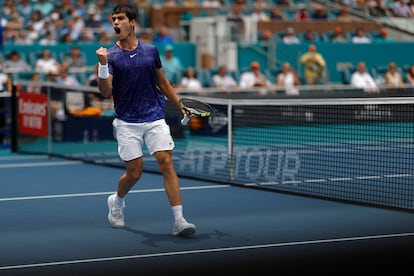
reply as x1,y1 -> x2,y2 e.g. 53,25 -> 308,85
1,153 -> 414,275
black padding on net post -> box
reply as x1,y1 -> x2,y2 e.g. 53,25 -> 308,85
10,84 -> 17,153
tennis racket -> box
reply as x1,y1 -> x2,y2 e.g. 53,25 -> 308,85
179,98 -> 213,125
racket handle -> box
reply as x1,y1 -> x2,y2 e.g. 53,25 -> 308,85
181,116 -> 190,125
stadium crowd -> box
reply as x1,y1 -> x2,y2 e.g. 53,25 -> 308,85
0,0 -> 414,92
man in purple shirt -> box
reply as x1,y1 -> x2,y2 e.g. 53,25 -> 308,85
96,4 -> 196,238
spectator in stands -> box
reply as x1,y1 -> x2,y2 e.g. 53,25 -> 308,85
73,10 -> 86,37
254,0 -> 271,9
33,0 -> 54,16
313,6 -> 328,20
303,29 -> 316,42
393,0 -> 412,17
60,17 -> 82,42
227,3 -> 245,41
337,7 -> 355,22
299,44 -> 326,84
260,29 -> 273,43
61,0 -> 76,16
160,44 -> 184,86
251,4 -> 271,22
17,0 -> 33,19
62,45 -> 87,72
25,22 -> 40,42
352,27 -> 372,43
35,49 -> 62,74
3,50 -> 32,73
373,27 -> 394,43
405,64 -> 414,85
369,0 -> 391,17
49,4 -> 65,27
212,65 -> 238,89
61,33 -> 74,44
179,66 -> 203,91
98,32 -> 113,44
93,1 -> 106,22
227,3 -> 244,22
270,7 -> 286,21
295,4 -> 311,21
201,0 -> 222,8
2,25 -> 17,45
239,61 -> 272,89
14,29 -> 34,45
74,0 -> 87,16
139,29 -> 153,43
350,61 -> 379,93
45,66 -> 60,83
6,11 -> 24,31
84,5 -> 102,29
101,13 -> 116,41
282,27 -> 300,44
43,65 -> 66,119
27,10 -> 46,35
384,62 -> 404,88
39,31 -> 58,45
331,26 -> 348,43
153,25 -> 174,44
2,0 -> 16,18
41,20 -> 57,40
276,62 -> 301,96
26,73 -> 42,94
78,29 -> 96,43
58,68 -> 80,87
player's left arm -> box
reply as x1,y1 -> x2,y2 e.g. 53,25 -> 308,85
156,68 -> 181,109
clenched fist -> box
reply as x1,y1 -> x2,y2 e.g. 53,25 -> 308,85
96,47 -> 108,65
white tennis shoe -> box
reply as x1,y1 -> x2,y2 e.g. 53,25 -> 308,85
172,218 -> 196,237
107,194 -> 125,228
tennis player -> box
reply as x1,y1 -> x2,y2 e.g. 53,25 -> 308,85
95,4 -> 196,237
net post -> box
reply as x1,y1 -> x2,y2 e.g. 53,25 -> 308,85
10,84 -> 17,153
46,85 -> 52,158
227,100 -> 234,181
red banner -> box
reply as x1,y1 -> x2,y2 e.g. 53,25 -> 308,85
18,92 -> 48,137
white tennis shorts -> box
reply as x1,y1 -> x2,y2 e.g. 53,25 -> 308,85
112,118 -> 175,161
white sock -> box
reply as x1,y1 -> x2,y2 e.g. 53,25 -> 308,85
115,194 -> 124,206
172,205 -> 183,222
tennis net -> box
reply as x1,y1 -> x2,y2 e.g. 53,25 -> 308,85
11,81 -> 414,211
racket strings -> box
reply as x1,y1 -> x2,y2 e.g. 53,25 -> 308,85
181,99 -> 212,116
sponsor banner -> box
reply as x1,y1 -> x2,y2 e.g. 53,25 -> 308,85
18,92 -> 48,136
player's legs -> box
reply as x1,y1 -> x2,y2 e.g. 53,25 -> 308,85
117,157 -> 143,197
145,119 -> 181,205
146,119 -> 196,237
154,149 -> 195,237
153,150 -> 181,206
108,119 -> 145,228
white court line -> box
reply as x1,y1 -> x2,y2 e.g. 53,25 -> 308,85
1,232 -> 414,271
0,155 -> 50,161
0,185 -> 230,202
0,161 -> 83,169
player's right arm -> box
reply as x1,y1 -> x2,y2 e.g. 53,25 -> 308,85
96,47 -> 113,98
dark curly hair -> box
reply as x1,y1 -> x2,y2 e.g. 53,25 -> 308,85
112,4 -> 137,21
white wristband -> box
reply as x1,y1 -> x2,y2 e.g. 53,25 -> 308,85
98,63 -> 109,79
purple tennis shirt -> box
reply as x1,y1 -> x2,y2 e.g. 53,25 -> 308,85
108,41 -> 165,123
